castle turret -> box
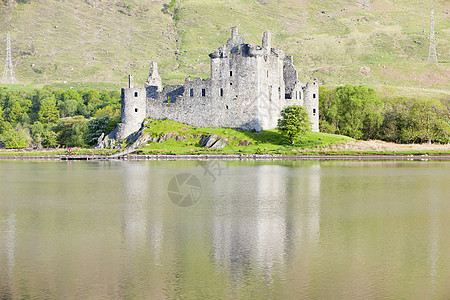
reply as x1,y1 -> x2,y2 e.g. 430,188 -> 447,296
115,74 -> 146,139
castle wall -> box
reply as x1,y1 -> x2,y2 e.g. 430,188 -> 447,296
146,71 -> 259,130
255,47 -> 286,130
283,56 -> 298,95
158,85 -> 184,103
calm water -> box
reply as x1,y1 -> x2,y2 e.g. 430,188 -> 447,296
0,160 -> 449,299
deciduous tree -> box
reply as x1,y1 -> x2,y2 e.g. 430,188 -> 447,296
277,105 -> 311,144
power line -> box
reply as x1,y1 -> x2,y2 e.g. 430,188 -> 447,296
2,32 -> 16,84
428,8 -> 438,63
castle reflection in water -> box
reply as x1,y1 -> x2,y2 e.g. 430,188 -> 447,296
0,161 -> 447,299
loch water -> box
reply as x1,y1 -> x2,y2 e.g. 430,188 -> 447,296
0,160 -> 449,299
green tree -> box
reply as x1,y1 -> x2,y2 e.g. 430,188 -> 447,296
58,99 -> 79,117
8,101 -> 24,123
335,85 -> 383,139
41,130 -> 58,148
0,106 -> 5,134
318,86 -> 338,133
70,118 -> 88,147
38,98 -> 59,123
0,125 -> 29,149
94,105 -> 120,119
277,105 -> 311,144
30,121 -> 45,146
381,97 -> 414,143
54,116 -> 88,147
84,115 -> 111,146
83,90 -> 100,106
404,99 -> 450,143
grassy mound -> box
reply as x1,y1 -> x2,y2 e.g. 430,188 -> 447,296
139,119 -> 353,155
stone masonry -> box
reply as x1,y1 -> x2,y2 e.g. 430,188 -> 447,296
115,27 -> 319,140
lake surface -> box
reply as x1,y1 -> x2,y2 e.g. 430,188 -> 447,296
0,160 -> 449,299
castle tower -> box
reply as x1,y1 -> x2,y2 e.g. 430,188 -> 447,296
116,74 -> 146,139
303,81 -> 319,132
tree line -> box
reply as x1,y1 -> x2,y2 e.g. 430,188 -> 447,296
1,84 -> 449,149
319,85 -> 450,144
0,87 -> 121,149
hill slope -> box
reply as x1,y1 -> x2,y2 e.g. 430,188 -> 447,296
0,0 -> 449,97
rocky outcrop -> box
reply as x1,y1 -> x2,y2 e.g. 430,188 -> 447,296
95,129 -> 124,149
199,134 -> 228,148
238,139 -> 252,146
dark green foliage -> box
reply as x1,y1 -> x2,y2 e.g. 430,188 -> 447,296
84,115 -> 113,146
277,105 -> 311,144
55,116 -> 88,147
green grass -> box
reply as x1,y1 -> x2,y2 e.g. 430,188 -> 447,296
139,119 -> 354,155
0,0 -> 448,97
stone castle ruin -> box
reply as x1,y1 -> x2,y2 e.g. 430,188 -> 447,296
113,27 -> 319,140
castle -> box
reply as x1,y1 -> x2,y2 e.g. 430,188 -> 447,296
113,27 -> 319,140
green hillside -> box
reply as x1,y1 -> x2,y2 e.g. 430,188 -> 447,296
0,0 -> 449,98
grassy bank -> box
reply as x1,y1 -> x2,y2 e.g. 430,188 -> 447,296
139,119 -> 352,155
2,119 -> 450,156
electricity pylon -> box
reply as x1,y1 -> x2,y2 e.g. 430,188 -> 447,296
2,32 -> 16,84
428,8 -> 438,63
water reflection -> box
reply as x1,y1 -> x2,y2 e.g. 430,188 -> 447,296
4,213 -> 16,299
428,183 -> 440,294
1,161 -> 450,299
122,163 -> 149,250
210,163 -> 322,294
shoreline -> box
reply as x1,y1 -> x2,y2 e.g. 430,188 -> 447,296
1,153 -> 450,161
